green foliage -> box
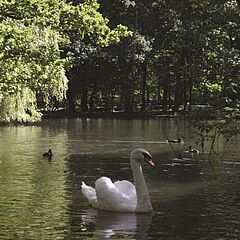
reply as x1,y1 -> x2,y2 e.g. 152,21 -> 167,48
0,17 -> 68,122
0,0 -> 131,122
189,106 -> 240,157
0,88 -> 42,123
1,0 -> 239,125
65,0 -> 239,114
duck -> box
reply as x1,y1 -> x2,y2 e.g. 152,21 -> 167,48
167,137 -> 184,143
81,148 -> 154,213
188,146 -> 199,154
42,149 -> 53,159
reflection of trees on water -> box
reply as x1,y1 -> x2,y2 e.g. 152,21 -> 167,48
0,125 -> 70,239
80,209 -> 152,239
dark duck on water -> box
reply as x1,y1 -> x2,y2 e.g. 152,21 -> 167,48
42,149 -> 53,159
167,137 -> 184,143
188,146 -> 199,154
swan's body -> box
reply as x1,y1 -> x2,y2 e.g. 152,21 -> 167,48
81,148 -> 154,213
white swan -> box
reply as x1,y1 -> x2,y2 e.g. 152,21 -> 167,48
81,148 -> 154,213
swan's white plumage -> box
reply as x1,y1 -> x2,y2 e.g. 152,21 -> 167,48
81,182 -> 97,207
95,177 -> 137,212
114,180 -> 136,197
81,148 -> 153,213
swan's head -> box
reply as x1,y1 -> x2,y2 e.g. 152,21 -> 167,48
130,148 -> 154,166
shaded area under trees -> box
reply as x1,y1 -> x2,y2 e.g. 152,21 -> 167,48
64,0 -> 239,115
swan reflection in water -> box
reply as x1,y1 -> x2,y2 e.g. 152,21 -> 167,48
81,208 -> 152,239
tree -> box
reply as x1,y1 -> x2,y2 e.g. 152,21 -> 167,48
0,0 -> 130,122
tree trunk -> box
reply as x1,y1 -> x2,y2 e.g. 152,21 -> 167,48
89,87 -> 96,111
146,85 -> 150,106
141,62 -> 147,111
66,87 -> 76,112
188,76 -> 193,111
81,88 -> 88,112
124,72 -> 134,113
157,78 -> 161,101
162,76 -> 169,111
124,87 -> 133,112
173,77 -> 181,112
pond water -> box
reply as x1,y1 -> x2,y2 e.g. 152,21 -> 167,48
0,118 -> 240,239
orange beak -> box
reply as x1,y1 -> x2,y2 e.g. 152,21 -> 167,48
148,159 -> 155,166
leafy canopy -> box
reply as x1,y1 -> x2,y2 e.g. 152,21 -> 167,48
0,0 -> 130,122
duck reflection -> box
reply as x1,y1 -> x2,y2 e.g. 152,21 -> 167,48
81,209 -> 152,239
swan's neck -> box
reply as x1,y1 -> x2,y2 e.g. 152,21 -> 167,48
131,162 -> 153,213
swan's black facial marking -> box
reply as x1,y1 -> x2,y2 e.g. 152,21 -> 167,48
142,152 -> 151,160
142,152 -> 154,166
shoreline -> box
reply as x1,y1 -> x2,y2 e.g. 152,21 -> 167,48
1,106 -> 237,125
41,110 -> 184,119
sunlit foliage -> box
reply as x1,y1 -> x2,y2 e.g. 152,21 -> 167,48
0,0 -> 130,122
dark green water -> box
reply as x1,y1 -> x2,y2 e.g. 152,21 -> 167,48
0,118 -> 240,239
